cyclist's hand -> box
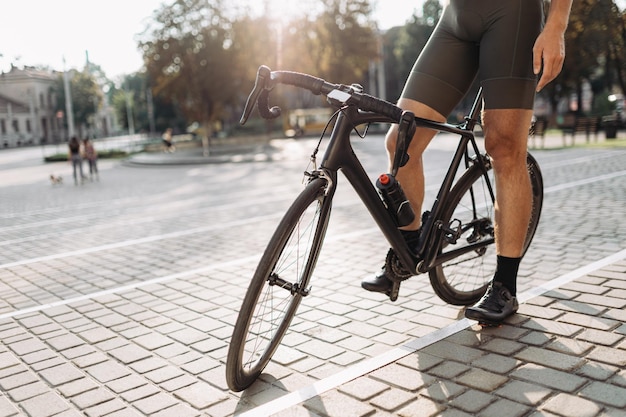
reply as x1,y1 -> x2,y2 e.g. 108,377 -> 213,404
533,26 -> 566,92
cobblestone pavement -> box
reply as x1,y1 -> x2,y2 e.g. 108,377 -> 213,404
0,132 -> 625,417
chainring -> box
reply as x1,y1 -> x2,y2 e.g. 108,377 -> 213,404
385,249 -> 413,283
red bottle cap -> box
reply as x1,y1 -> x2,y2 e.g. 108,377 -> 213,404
378,174 -> 390,185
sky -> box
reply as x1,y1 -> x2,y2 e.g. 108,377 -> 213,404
0,0 -> 422,81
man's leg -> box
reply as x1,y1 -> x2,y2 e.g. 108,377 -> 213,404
361,99 -> 445,294
387,100 -> 446,231
465,108 -> 533,324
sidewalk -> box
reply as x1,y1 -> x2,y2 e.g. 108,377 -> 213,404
123,129 -> 626,166
243,253 -> 626,417
0,131 -> 624,417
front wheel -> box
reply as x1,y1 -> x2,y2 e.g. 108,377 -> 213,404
225,178 -> 331,392
429,153 -> 543,305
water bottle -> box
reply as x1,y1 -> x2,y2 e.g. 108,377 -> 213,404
376,173 -> 415,227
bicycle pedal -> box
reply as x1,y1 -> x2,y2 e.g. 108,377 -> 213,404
388,281 -> 400,302
478,321 -> 502,328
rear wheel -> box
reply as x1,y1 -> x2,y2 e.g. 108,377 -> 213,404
225,178 -> 331,392
428,153 -> 543,305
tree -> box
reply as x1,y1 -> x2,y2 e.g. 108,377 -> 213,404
543,0 -> 626,118
139,0 -> 238,143
383,0 -> 441,102
281,0 -> 378,84
55,70 -> 102,138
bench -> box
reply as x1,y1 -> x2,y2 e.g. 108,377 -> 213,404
559,115 -> 600,146
528,116 -> 548,149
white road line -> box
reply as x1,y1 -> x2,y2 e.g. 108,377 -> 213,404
237,248 -> 626,417
0,213 -> 281,270
544,170 -> 626,193
0,254 -> 261,321
3,168 -> 625,271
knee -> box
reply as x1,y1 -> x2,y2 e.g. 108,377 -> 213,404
484,128 -> 527,168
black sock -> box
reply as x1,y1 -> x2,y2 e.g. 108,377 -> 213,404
493,255 -> 521,296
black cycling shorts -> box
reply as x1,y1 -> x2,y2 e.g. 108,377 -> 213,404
401,0 -> 545,115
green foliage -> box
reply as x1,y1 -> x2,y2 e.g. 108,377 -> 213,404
43,148 -> 128,163
55,70 -> 102,128
118,0 -> 625,133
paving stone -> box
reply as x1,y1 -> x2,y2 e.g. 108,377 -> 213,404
7,338 -> 47,356
421,379 -> 466,403
0,395 -> 20,417
580,381 -> 626,408
6,381 -> 50,402
586,346 -> 626,367
471,353 -> 520,374
448,389 -> 493,414
20,392 -> 70,417
83,398 -> 127,417
480,398 -> 531,417
514,346 -> 584,371
395,395 -> 446,417
85,361 -> 132,383
422,340 -> 484,363
370,363 -> 434,392
108,344 -> 152,365
522,318 -> 583,337
577,360 -> 619,381
144,365 -> 184,384
119,384 -> 161,403
542,392 -> 601,417
0,352 -> 20,370
132,392 -> 179,415
70,388 -> 116,409
39,364 -> 84,387
370,388 -> 417,412
46,334 -> 85,351
494,380 -> 552,406
455,368 -> 508,392
428,361 -> 471,379
57,378 -> 100,398
339,377 -> 389,401
0,370 -> 39,391
511,363 -> 587,392
105,375 -> 148,395
174,381 -> 228,409
150,403 -> 201,417
78,328 -> 117,344
305,390 -> 375,417
133,333 -> 174,351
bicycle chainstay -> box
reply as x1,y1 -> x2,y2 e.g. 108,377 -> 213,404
385,249 -> 413,283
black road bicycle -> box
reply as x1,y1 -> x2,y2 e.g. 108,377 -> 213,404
226,66 -> 543,392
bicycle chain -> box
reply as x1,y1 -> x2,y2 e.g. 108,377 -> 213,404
385,249 -> 413,283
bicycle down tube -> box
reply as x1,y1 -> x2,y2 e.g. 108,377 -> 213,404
317,91 -> 491,276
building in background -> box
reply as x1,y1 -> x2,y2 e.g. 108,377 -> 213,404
0,66 -> 61,148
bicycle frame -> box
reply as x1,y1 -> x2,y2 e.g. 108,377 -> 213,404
315,88 -> 493,276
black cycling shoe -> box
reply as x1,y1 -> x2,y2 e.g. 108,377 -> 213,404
465,281 -> 519,326
361,268 -> 394,295
362,228 -> 422,296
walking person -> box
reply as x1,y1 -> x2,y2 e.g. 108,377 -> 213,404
68,136 -> 86,185
362,0 -> 573,326
82,138 -> 99,181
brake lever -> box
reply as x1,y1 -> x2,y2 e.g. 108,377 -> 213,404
240,66 -> 272,125
391,111 -> 416,177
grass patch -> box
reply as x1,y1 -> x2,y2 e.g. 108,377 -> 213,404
578,138 -> 626,148
44,149 -> 130,163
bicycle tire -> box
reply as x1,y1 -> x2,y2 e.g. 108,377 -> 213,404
226,177 -> 331,392
429,153 -> 543,305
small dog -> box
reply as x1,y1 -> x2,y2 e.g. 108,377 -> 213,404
50,174 -> 63,185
